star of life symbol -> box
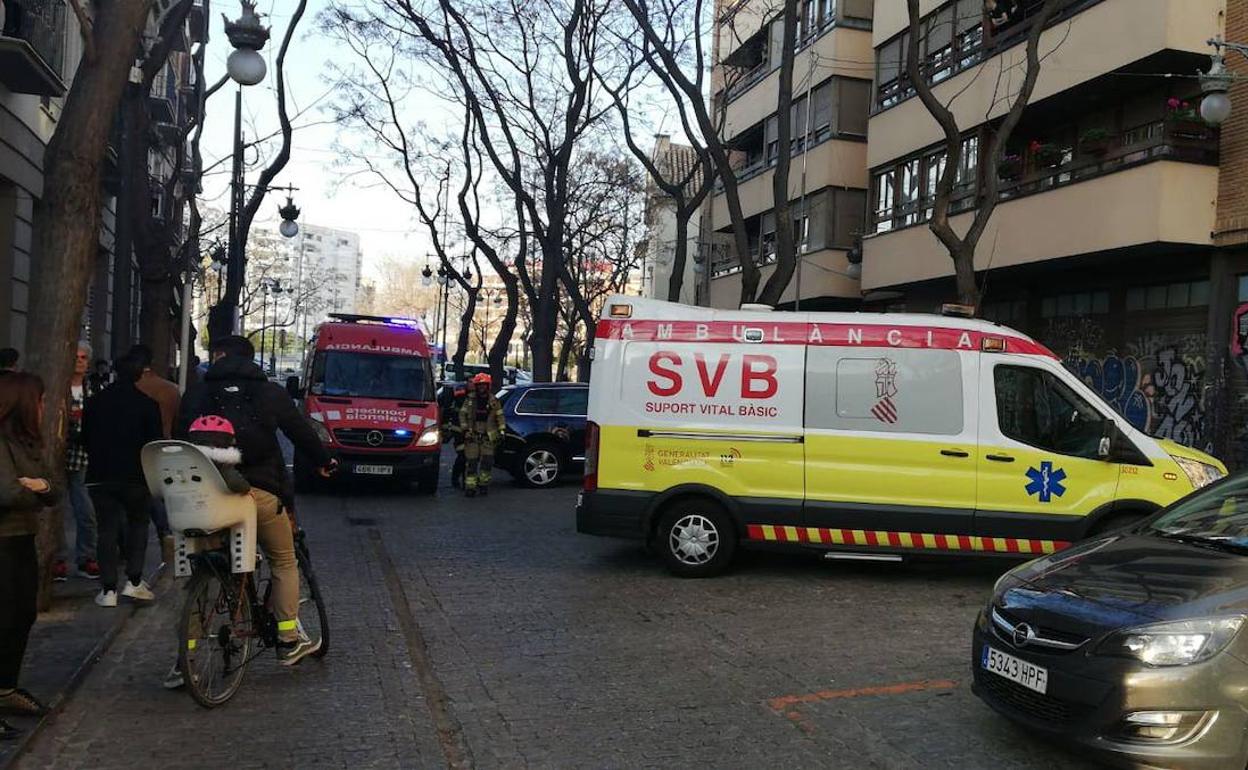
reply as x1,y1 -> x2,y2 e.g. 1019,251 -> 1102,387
871,359 -> 899,424
1025,461 -> 1067,503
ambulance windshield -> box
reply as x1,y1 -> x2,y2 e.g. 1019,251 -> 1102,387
311,351 -> 433,401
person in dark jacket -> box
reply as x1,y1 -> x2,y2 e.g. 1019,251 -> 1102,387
0,372 -> 58,740
174,336 -> 334,668
82,354 -> 163,608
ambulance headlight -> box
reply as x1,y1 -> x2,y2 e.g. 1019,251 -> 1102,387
311,418 -> 332,445
416,426 -> 440,447
1172,456 -> 1224,490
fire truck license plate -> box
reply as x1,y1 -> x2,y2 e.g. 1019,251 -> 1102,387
354,464 -> 394,476
982,646 -> 1048,694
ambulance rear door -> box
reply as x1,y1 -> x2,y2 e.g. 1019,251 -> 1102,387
602,320 -> 807,528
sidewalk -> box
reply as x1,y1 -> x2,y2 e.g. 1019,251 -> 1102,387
0,512 -> 165,769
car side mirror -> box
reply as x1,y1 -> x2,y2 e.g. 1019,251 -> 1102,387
1098,420 -> 1120,460
286,376 -> 303,400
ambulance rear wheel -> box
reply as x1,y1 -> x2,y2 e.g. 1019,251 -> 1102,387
656,500 -> 737,578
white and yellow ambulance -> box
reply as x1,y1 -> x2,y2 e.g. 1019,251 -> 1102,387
576,296 -> 1227,577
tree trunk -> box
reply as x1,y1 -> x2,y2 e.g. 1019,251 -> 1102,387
452,289 -> 478,381
953,244 -> 980,307
758,0 -> 800,307
668,215 -> 690,303
27,0 -> 159,607
556,318 -> 577,381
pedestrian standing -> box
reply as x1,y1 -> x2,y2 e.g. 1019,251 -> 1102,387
54,342 -> 98,581
459,374 -> 504,497
83,355 -> 163,607
441,384 -> 468,488
86,359 -> 111,398
0,373 -> 57,740
129,344 -> 180,565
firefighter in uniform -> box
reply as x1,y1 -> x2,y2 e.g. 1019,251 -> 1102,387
442,384 -> 468,488
459,373 -> 505,497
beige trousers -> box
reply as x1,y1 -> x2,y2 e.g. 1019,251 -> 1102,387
251,489 -> 300,643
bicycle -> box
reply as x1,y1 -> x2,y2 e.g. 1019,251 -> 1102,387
176,526 -> 329,708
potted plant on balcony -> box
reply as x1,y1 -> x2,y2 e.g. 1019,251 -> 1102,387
1165,97 -> 1206,136
997,153 -> 1024,180
1029,140 -> 1064,168
1078,127 -> 1113,157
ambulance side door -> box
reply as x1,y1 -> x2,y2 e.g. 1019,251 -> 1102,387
803,346 -> 978,537
975,357 -> 1121,543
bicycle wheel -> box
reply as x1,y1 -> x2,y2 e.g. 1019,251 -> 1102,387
295,532 -> 330,658
178,569 -> 254,708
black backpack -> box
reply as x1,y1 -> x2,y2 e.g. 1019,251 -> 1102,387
197,380 -> 279,470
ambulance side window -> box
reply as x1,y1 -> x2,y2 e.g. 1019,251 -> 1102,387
994,365 -> 1104,459
805,348 -> 963,435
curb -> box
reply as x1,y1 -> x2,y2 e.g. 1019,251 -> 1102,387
2,563 -> 170,769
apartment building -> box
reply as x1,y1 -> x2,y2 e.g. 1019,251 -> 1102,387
284,222 -> 363,333
704,0 -> 875,309
638,135 -> 702,304
860,0 -> 1239,456
0,0 -> 205,359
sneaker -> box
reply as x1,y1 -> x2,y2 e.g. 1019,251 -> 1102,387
0,718 -> 22,741
276,636 -> 322,667
0,688 -> 48,716
161,664 -> 185,691
77,559 -> 100,580
94,590 -> 118,608
121,581 -> 155,602
52,560 -> 68,582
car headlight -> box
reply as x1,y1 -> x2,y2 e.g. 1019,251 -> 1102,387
1172,456 -> 1225,489
1096,616 -> 1244,666
310,418 -> 332,444
416,426 -> 440,447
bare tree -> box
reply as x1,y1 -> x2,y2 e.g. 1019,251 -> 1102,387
27,0 -> 159,601
904,0 -> 1060,307
621,0 -> 799,305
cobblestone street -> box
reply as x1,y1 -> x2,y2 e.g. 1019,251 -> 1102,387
15,477 -> 1102,769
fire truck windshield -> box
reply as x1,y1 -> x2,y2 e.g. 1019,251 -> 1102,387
311,351 -> 433,401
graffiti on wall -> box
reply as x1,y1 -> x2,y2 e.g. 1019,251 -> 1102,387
1061,333 -> 1210,452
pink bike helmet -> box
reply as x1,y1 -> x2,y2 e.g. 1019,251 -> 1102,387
189,415 -> 235,435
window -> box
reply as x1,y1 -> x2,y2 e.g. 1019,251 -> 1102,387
875,35 -> 906,109
799,0 -> 817,45
820,0 -> 836,25
836,79 -> 871,136
872,170 -> 895,233
954,135 -> 979,210
830,189 -> 867,248
1040,291 -> 1109,318
1127,281 -> 1210,311
923,150 -> 946,220
873,0 -> 985,110
811,81 -> 834,141
995,366 -> 1106,459
556,388 -> 589,416
898,158 -> 921,226
805,348 -> 963,435
517,388 -> 561,415
925,5 -> 955,83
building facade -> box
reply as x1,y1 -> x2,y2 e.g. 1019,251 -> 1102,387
284,222 -> 363,332
703,0 -> 875,309
860,0 -> 1242,460
0,0 -> 204,362
638,135 -> 702,304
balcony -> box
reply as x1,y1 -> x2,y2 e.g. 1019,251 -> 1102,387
712,135 -> 868,224
867,0 -> 1221,169
0,0 -> 66,96
861,121 -> 1217,291
708,247 -> 860,307
149,62 -> 178,124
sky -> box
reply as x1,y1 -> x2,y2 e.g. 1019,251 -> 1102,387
199,0 -> 438,280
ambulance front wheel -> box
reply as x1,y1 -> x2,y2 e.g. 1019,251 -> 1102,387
656,499 -> 738,578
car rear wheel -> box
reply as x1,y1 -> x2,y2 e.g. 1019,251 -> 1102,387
518,444 -> 563,488
656,499 -> 737,578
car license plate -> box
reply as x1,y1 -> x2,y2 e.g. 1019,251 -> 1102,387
982,645 -> 1048,694
354,464 -> 394,476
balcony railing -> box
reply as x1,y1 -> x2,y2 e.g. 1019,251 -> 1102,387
0,0 -> 66,95
870,119 -> 1218,236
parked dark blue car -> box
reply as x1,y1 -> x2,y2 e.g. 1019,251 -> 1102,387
496,382 -> 588,488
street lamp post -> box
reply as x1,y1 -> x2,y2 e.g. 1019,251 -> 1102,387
209,2 -> 270,341
480,289 -> 504,361
269,281 -> 284,374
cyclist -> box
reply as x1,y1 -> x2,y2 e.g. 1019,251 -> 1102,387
173,336 -> 336,676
